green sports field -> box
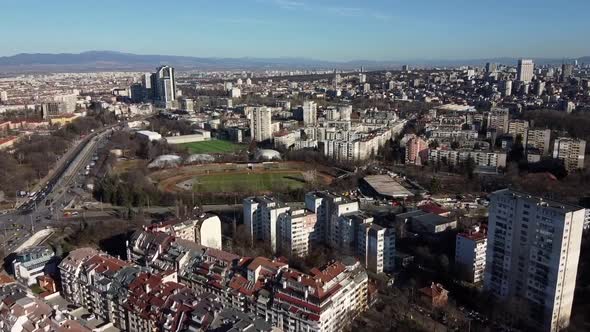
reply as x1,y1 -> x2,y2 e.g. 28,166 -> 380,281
192,172 -> 305,192
179,140 -> 243,154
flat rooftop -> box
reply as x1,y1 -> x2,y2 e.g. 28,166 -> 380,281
363,175 -> 414,198
436,104 -> 476,112
493,188 -> 583,213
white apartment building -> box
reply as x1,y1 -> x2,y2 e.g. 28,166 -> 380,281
12,246 -> 56,286
357,224 -> 395,274
230,87 -> 241,98
305,191 -> 360,244
517,59 -> 535,82
331,212 -> 373,252
526,129 -> 551,155
303,100 -> 317,126
428,149 -> 507,168
508,120 -> 529,142
338,105 -> 353,121
552,138 -> 586,172
455,230 -> 487,283
250,106 -> 273,142
278,209 -> 319,257
243,196 -> 290,252
159,214 -> 222,250
274,130 -> 300,150
484,189 -> 586,331
487,108 -> 510,134
429,129 -> 479,140
53,93 -> 78,113
502,80 -> 513,96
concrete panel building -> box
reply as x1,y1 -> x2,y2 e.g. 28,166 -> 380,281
250,106 -> 273,142
553,138 -> 586,172
455,229 -> 487,283
484,189 -> 586,331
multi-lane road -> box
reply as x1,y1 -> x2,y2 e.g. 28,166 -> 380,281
0,127 -> 114,254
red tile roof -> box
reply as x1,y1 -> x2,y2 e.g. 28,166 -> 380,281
419,203 -> 449,215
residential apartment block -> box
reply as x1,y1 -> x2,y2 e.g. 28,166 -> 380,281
484,189 -> 586,331
526,128 -> 551,155
277,208 -> 319,257
405,136 -> 429,165
553,137 -> 586,172
455,229 -> 487,283
245,191 -> 395,274
59,247 -> 272,332
244,196 -> 291,252
428,149 -> 507,168
508,119 -> 529,142
487,108 -> 510,134
250,106 -> 273,142
123,230 -> 370,332
148,213 -> 222,250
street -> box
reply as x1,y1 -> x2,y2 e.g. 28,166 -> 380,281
0,128 -> 113,254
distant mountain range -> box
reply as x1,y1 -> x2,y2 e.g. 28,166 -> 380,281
0,51 -> 588,73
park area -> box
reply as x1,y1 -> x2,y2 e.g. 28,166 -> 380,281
178,139 -> 243,154
150,161 -> 335,194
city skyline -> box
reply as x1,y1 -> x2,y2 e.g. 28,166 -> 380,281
2,0 -> 590,61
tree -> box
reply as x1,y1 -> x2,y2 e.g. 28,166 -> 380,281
429,177 -> 441,194
508,134 -> 525,163
460,157 -> 476,180
437,254 -> 450,274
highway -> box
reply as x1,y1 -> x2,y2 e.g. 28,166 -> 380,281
0,127 -> 114,255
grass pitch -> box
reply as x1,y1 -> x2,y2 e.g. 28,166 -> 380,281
192,172 -> 305,193
179,139 -> 243,154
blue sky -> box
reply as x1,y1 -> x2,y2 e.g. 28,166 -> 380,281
1,0 -> 589,61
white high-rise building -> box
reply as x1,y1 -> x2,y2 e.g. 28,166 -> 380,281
243,196 -> 290,252
487,107 -> 510,134
332,211 -> 373,252
339,105 -> 353,121
534,81 -> 546,96
455,229 -> 487,283
526,129 -> 551,155
508,120 -> 530,142
357,224 -> 395,274
0,90 -> 7,103
277,209 -> 319,257
230,87 -> 241,99
502,80 -> 513,96
250,106 -> 273,142
302,100 -> 317,126
553,138 -> 586,172
484,189 -> 586,331
53,93 -> 78,113
359,73 -> 367,83
305,191 -> 359,243
517,59 -> 535,83
154,65 -> 176,108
